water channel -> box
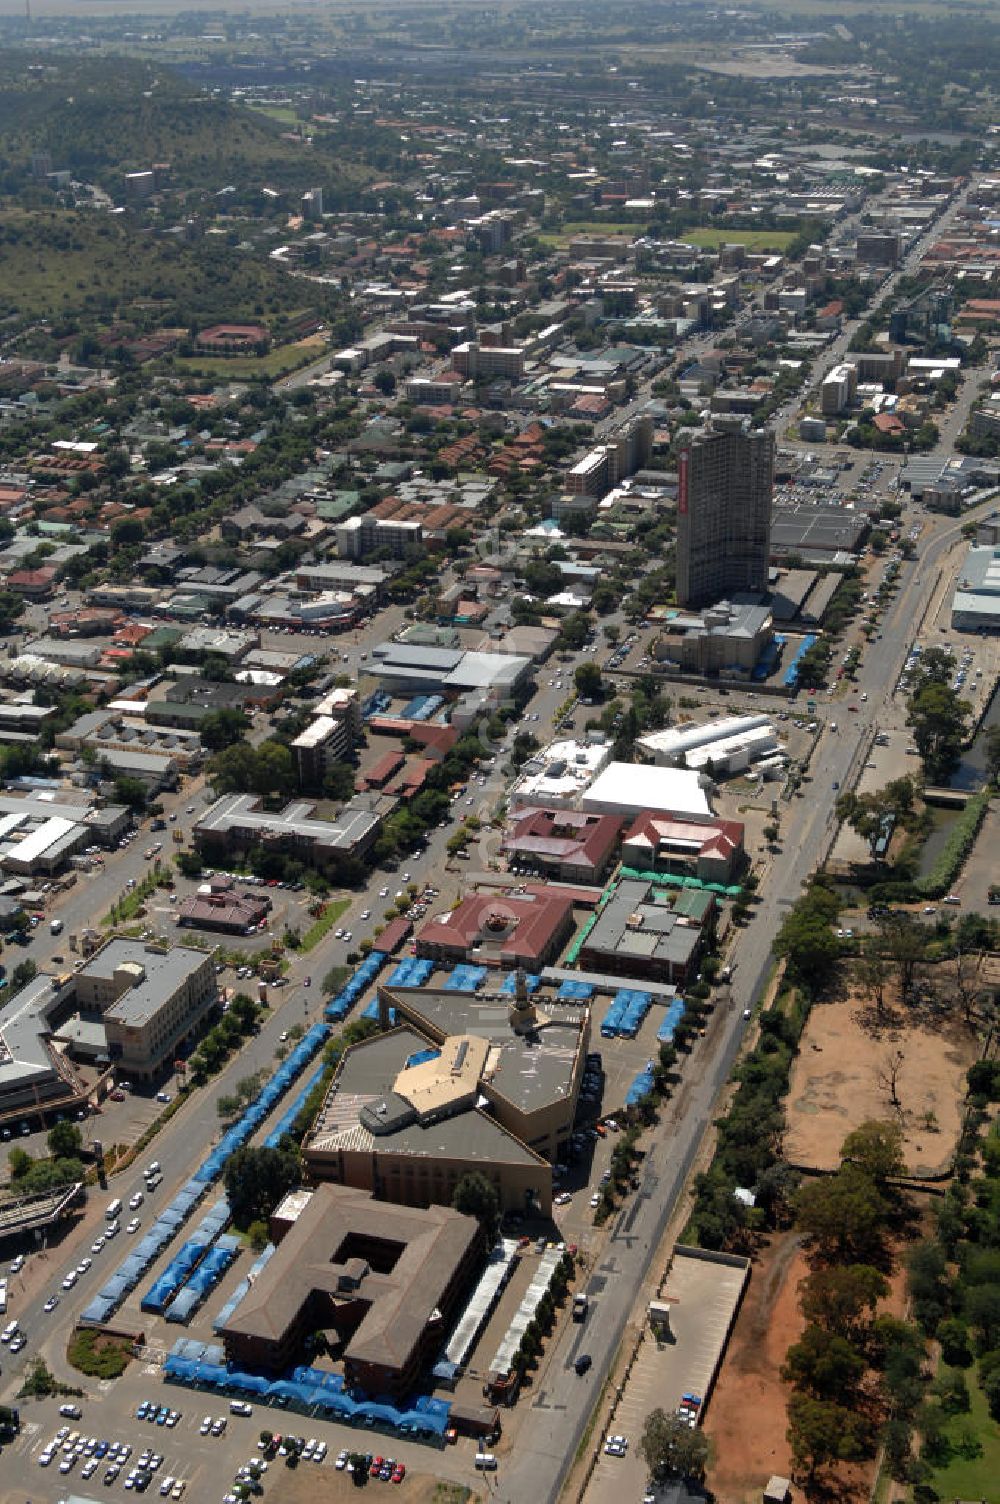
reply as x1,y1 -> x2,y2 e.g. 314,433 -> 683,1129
917,681 -> 1000,876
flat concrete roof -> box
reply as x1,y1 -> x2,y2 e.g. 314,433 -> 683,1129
85,940 -> 209,1028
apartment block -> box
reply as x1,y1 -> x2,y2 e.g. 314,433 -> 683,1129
675,425 -> 774,608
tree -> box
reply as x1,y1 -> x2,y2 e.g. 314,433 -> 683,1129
322,762 -> 356,802
774,896 -> 841,987
841,1120 -> 905,1184
907,679 -> 969,784
639,1406 -> 711,1482
984,724 -> 1000,786
800,1265 -> 889,1340
782,1323 -> 866,1403
223,1145 -> 300,1231
573,661 -> 603,701
786,1393 -> 868,1479
795,1164 -> 888,1264
879,913 -> 925,994
201,708 -> 250,751
451,1172 -> 500,1242
47,1121 -> 83,1160
836,777 -> 917,860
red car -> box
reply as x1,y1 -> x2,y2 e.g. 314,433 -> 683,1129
392,1464 -> 406,1483
370,1457 -> 384,1478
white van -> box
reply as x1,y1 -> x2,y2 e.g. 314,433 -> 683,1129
105,1199 -> 122,1221
474,1453 -> 498,1470
1,1319 -> 18,1343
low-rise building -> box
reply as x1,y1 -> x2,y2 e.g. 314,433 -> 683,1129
501,807 -> 622,882
509,737 -> 612,812
222,1184 -> 484,1394
416,890 -> 575,971
951,544 -> 1000,632
77,939 -> 218,1081
652,600 -> 774,677
305,979 -> 590,1215
177,878 -> 271,936
194,793 -> 381,871
579,878 -> 715,984
620,811 -> 745,884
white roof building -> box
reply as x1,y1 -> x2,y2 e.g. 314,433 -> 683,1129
510,738 -> 612,811
580,762 -> 712,821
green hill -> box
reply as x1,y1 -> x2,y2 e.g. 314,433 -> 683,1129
0,209 -> 334,326
0,55 -> 370,198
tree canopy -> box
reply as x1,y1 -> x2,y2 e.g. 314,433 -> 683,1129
223,1145 -> 301,1230
639,1406 -> 710,1482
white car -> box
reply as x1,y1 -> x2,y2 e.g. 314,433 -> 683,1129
199,1416 -> 212,1435
126,1217 -> 141,1234
335,1449 -> 350,1471
129,1192 -> 144,1210
62,1270 -> 78,1289
91,1236 -> 105,1254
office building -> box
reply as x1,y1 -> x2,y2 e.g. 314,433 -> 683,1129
194,793 -> 381,871
290,689 -> 363,789
675,426 -> 774,608
76,939 -> 218,1081
222,1184 -> 483,1394
305,979 -> 591,1215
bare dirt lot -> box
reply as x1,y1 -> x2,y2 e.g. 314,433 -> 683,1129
705,1229 -> 909,1504
703,1231 -> 804,1504
784,984 -> 978,1176
262,1467 -> 477,1504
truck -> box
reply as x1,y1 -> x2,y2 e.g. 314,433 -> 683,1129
572,1292 -> 589,1322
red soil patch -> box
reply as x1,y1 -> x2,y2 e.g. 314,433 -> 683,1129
704,1231 -> 805,1504
705,1231 -> 910,1504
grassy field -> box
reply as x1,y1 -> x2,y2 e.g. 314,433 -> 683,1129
685,226 -> 797,251
538,220 -> 641,247
302,897 -> 352,952
929,1368 -> 1000,1499
172,335 -> 327,380
246,103 -> 316,135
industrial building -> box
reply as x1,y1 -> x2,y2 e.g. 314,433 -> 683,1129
368,642 -> 532,701
304,978 -> 590,1217
675,425 -> 774,608
221,1184 -> 483,1395
0,790 -> 129,878
770,502 -> 869,565
637,715 -> 784,777
951,544 -> 1000,632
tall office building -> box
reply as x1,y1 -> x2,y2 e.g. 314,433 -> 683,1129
675,425 -> 774,609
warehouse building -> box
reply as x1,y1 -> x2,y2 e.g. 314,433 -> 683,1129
951,544 -> 1000,632
580,762 -> 713,822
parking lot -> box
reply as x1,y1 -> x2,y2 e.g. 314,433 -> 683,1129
584,1248 -> 750,1504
